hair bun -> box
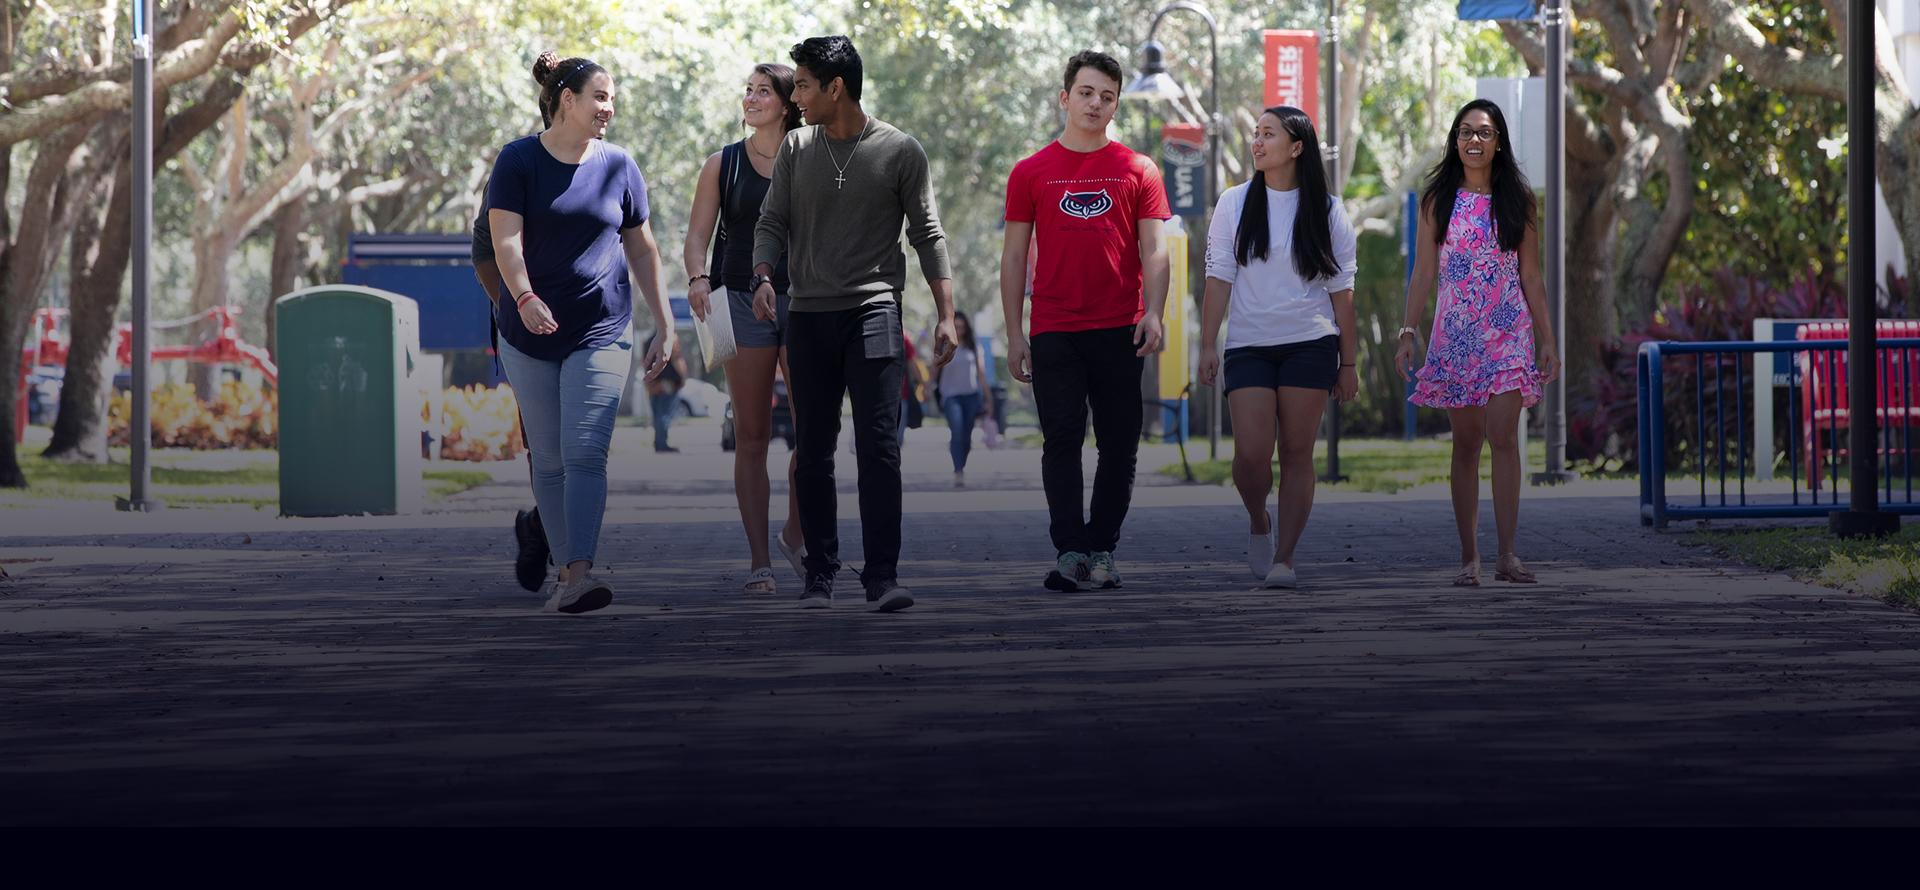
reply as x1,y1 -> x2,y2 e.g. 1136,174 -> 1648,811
532,50 -> 559,86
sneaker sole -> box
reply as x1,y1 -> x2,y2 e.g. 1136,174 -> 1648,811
555,587 -> 613,614
871,591 -> 915,613
1043,571 -> 1084,592
798,596 -> 832,609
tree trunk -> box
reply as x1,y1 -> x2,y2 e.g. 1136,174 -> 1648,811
44,152 -> 131,462
1884,106 -> 1920,315
266,193 -> 306,359
0,123 -> 98,486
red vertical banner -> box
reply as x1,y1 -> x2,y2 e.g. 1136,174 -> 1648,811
1263,30 -> 1321,122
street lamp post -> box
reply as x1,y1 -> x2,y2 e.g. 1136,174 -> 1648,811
1832,0 -> 1898,538
1320,0 -> 1348,482
119,0 -> 160,513
1532,0 -> 1577,486
1124,1 -> 1219,459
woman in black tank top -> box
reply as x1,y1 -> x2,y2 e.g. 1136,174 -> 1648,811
681,63 -> 806,595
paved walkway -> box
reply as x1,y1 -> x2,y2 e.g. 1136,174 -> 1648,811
4,425 -> 1919,824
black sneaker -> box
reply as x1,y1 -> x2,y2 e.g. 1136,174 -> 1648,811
799,573 -> 834,609
513,508 -> 551,592
865,579 -> 915,613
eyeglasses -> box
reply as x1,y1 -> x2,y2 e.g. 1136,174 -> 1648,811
1456,127 -> 1500,143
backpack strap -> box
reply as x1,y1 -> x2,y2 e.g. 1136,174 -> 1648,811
710,140 -> 744,281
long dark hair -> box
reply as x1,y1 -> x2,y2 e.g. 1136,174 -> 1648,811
954,314 -> 977,351
1233,106 -> 1340,280
751,63 -> 803,132
1421,99 -> 1534,253
533,51 -> 605,129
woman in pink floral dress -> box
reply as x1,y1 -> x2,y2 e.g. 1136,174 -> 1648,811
1394,99 -> 1561,587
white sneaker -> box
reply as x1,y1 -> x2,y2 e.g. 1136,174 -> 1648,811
953,470 -> 965,489
545,572 -> 614,614
1263,562 -> 1298,589
1248,509 -> 1275,580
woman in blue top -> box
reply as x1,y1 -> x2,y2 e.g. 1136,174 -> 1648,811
490,52 -> 675,614
682,63 -> 806,595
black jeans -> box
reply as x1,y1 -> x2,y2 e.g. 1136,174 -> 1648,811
786,300 -> 906,584
1030,324 -> 1145,556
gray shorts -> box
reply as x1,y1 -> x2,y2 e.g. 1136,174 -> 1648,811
726,287 -> 791,349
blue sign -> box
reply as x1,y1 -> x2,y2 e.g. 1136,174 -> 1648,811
1161,126 -> 1208,218
1458,0 -> 1537,20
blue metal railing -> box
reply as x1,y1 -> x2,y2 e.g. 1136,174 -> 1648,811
1638,338 -> 1920,528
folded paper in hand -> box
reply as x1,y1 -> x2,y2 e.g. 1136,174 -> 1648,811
694,298 -> 737,370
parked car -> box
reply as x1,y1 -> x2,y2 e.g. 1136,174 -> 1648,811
674,377 -> 727,418
721,379 -> 795,452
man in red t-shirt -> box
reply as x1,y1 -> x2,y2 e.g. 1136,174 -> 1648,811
999,50 -> 1172,593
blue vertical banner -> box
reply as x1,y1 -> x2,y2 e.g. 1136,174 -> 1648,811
1161,122 -> 1208,218
1457,0 -> 1537,19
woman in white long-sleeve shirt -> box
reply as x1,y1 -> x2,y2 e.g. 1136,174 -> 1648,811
1197,105 -> 1359,589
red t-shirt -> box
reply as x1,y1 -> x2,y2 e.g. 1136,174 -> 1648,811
1004,140 -> 1172,335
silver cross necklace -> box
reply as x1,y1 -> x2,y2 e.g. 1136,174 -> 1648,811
821,116 -> 872,190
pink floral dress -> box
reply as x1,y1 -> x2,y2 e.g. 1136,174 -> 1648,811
1410,189 -> 1542,408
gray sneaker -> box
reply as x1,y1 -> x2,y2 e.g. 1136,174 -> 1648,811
1088,551 -> 1121,589
1044,551 -> 1091,592
865,579 -> 915,613
798,573 -> 834,609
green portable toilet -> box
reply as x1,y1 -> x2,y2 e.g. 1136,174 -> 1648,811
275,285 -> 424,516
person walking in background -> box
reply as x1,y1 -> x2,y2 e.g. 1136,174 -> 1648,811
937,314 -> 993,488
999,50 -> 1171,592
489,52 -> 675,614
1196,106 -> 1358,590
1394,98 -> 1561,588
645,330 -> 689,453
683,62 -> 808,593
751,35 -> 958,612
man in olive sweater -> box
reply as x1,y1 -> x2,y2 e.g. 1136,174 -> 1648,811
752,35 -> 958,613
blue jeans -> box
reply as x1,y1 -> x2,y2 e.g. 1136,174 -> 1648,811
497,332 -> 633,566
649,391 -> 679,450
942,391 -> 983,473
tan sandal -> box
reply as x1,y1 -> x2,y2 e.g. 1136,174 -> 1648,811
1452,562 -> 1481,587
1495,555 -> 1537,584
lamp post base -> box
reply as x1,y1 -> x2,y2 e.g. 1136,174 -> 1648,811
1530,470 -> 1580,486
114,496 -> 167,513
1828,509 -> 1900,539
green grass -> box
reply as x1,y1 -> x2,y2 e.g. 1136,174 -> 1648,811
3,433 -> 496,510
1164,437 -> 1555,494
1689,524 -> 1920,609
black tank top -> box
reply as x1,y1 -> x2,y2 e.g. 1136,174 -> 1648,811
711,140 -> 789,294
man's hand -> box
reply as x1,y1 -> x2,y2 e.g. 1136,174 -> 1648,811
931,315 -> 959,371
1006,335 -> 1032,383
752,282 -> 777,322
1133,314 -> 1166,357
643,332 -> 676,382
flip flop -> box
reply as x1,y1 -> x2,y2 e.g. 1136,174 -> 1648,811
743,566 -> 777,594
1495,555 -> 1537,584
776,528 -> 807,582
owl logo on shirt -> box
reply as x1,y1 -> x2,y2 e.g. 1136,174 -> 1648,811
1059,189 -> 1114,220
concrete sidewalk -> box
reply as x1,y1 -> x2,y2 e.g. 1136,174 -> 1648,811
3,428 -> 1919,824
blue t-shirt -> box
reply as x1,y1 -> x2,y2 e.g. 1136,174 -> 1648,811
487,135 -> 649,361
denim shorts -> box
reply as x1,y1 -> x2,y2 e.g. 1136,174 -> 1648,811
726,287 -> 791,349
1223,335 -> 1340,393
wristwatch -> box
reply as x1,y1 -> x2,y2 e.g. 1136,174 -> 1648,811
1396,326 -> 1419,339
751,273 -> 775,294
